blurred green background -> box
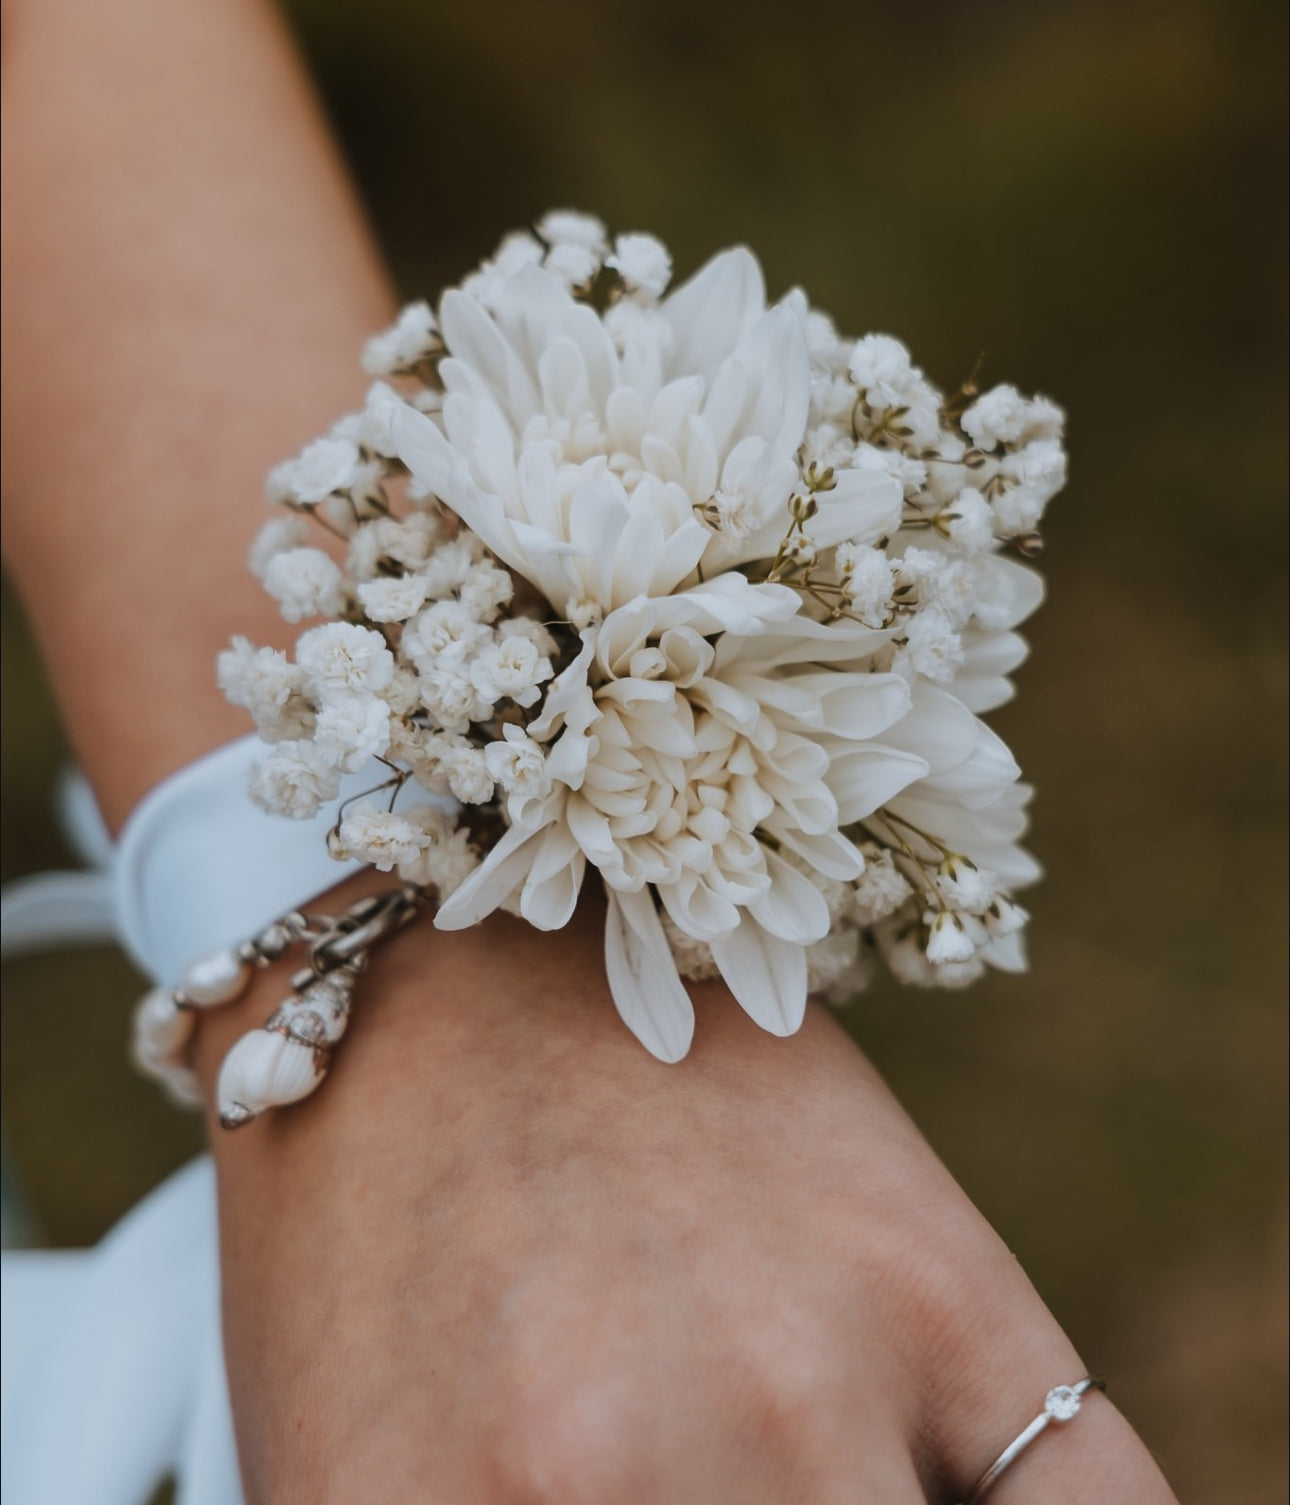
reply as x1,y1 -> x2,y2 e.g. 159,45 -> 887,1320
2,0 -> 1286,1498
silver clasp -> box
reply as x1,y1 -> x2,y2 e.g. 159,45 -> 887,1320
302,885 -> 424,979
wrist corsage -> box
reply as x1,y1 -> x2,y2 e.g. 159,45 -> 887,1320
157,212 -> 1066,1121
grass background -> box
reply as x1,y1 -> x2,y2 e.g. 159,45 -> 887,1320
2,0 -> 1286,1497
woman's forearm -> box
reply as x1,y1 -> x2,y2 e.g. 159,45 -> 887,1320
1,0 -> 393,828
1,10 -> 1181,1499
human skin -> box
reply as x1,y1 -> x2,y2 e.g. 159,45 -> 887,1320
1,0 -> 1178,1500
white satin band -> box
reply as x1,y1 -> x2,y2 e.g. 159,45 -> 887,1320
114,735 -> 438,987
115,738 -> 355,985
1,736 -> 443,990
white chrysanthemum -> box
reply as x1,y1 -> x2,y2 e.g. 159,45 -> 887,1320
390,249 -> 901,616
937,556 -> 1044,714
334,803 -> 429,871
435,591 -> 925,1059
964,554 -> 1045,634
262,548 -> 345,623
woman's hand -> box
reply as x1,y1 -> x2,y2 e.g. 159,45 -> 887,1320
198,885 -> 1176,1504
3,5 -> 1179,1498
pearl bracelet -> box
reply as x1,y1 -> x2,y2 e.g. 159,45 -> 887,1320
132,884 -> 426,1127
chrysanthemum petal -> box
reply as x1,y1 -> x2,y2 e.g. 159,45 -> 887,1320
750,849 -> 832,944
663,247 -> 765,382
604,889 -> 695,1062
828,745 -> 929,823
435,813 -> 554,931
710,917 -> 808,1036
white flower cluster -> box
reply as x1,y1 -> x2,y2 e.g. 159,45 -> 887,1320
223,213 -> 1067,1060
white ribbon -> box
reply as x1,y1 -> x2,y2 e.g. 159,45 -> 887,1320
0,734 -> 439,986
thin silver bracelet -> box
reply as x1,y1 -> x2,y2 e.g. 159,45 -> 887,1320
962,1376 -> 1107,1504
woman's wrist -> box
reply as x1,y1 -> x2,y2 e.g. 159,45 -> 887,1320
187,874 -> 684,1130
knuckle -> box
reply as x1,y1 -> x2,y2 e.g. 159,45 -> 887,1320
709,1301 -> 869,1501
852,1199 -> 1080,1482
861,1201 -> 1023,1367
485,1348 -> 647,1505
721,1299 -> 841,1442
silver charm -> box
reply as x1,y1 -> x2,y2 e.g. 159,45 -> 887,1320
214,887 -> 423,1129
133,887 -> 424,1124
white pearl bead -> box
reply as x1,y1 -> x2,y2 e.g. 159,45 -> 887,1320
132,986 -> 195,1066
180,948 -> 251,1007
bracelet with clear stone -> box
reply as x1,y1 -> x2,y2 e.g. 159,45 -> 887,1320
131,884 -> 426,1127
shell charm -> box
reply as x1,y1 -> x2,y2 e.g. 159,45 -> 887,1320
130,885 -> 424,1127
217,968 -> 357,1128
